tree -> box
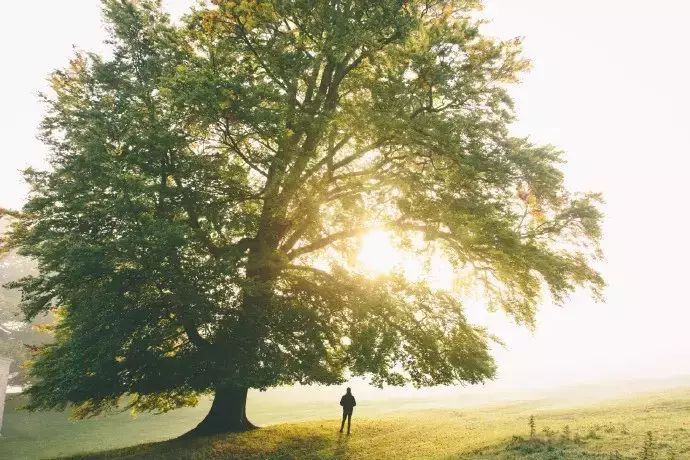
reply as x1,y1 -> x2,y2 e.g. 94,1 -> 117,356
0,214 -> 49,388
6,0 -> 603,435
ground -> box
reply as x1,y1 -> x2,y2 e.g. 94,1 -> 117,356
2,387 -> 690,459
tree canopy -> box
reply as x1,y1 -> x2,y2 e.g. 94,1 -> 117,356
6,0 -> 603,433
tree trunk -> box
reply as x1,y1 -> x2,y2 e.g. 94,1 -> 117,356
183,386 -> 257,437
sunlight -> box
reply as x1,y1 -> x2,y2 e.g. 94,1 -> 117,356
357,230 -> 455,291
357,230 -> 400,274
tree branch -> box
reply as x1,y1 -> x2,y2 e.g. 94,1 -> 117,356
233,18 -> 303,110
220,128 -> 269,177
287,226 -> 375,260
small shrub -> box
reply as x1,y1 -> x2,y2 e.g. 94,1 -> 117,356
529,415 -> 536,438
641,431 -> 655,460
542,426 -> 555,438
562,425 -> 571,441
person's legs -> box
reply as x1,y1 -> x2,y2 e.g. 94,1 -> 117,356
346,411 -> 352,434
340,410 -> 346,432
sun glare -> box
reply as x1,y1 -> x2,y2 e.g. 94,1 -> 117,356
357,230 -> 455,291
357,230 -> 399,274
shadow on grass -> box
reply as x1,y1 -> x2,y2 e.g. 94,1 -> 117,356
63,426 -> 351,460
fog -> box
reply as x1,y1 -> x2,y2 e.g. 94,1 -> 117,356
1,0 -> 688,400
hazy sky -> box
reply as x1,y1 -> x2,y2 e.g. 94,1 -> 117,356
1,1 -> 689,390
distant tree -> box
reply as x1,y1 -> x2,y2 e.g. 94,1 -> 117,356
0,209 -> 22,219
0,216 -> 49,387
6,0 -> 603,435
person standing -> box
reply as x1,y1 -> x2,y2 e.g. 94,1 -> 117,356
339,387 -> 356,434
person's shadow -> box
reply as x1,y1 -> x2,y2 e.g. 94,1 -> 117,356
334,432 -> 349,458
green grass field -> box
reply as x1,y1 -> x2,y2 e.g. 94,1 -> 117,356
2,387 -> 690,459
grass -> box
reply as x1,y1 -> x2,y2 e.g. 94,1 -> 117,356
2,388 -> 690,459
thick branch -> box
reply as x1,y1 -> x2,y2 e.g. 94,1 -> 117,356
287,226 -> 374,260
156,281 -> 214,351
177,309 -> 213,351
286,219 -> 473,262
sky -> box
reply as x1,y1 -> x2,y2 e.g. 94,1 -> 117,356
1,0 -> 689,392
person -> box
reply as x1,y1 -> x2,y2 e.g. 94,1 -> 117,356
339,387 -> 356,434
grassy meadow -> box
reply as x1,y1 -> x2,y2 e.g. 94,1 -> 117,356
2,385 -> 690,459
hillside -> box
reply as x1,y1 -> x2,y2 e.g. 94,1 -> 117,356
2,387 -> 689,459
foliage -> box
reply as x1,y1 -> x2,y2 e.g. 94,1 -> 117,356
7,0 -> 604,417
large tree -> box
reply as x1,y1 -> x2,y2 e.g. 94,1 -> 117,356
6,0 -> 603,435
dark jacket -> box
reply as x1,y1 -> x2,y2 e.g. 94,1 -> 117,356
340,393 -> 356,411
